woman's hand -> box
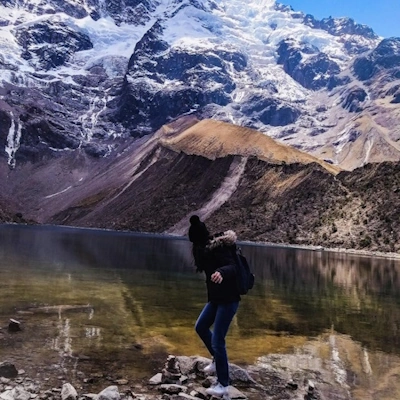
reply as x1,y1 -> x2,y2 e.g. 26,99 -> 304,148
211,271 -> 223,284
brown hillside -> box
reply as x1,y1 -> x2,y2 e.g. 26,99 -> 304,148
160,119 -> 340,175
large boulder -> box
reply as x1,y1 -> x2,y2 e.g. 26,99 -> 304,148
0,362 -> 18,378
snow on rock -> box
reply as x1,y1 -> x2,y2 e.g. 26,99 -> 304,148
0,0 -> 395,170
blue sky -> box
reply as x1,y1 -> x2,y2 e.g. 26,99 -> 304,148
283,0 -> 399,38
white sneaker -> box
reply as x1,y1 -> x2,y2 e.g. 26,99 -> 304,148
206,382 -> 229,397
203,361 -> 216,374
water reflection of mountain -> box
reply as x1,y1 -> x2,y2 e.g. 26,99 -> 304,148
2,224 -> 400,363
242,244 -> 400,355
0,224 -> 193,274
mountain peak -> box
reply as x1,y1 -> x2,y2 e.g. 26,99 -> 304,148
0,0 -> 397,172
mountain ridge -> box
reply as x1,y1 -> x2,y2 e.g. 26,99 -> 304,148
1,0 -> 399,170
0,0 -> 399,252
1,116 -> 399,253
159,118 -> 341,174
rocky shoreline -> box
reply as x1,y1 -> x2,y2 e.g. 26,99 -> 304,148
0,351 -> 353,400
243,239 -> 400,260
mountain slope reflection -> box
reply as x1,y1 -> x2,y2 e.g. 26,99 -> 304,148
1,225 -> 400,398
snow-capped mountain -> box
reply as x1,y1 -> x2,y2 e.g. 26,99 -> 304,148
0,0 -> 399,170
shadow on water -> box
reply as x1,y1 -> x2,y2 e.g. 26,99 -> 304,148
1,224 -> 400,397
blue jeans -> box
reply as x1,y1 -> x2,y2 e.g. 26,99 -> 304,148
195,301 -> 239,387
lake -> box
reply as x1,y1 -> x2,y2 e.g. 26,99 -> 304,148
1,224 -> 400,399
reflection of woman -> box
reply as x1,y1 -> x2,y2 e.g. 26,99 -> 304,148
188,215 -> 210,271
195,230 -> 240,398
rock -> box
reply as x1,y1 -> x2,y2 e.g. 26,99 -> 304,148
159,384 -> 187,395
0,362 -> 18,379
176,356 -> 197,376
0,390 -> 13,400
189,387 -> 208,399
165,356 -> 179,372
162,355 -> 182,383
1,387 -> 31,400
148,373 -> 163,385
227,386 -> 248,399
129,395 -> 146,400
161,369 -> 181,384
80,395 -> 98,400
97,386 -> 120,400
61,383 -> 78,400
229,364 -> 256,386
178,375 -> 188,385
170,393 -> 198,400
287,380 -> 298,390
8,319 -> 21,332
176,356 -> 210,376
26,383 -> 40,394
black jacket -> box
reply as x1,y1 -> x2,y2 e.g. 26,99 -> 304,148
203,230 -> 241,304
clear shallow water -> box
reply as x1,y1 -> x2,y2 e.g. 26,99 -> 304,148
1,224 -> 400,398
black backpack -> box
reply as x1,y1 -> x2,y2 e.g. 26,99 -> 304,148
234,247 -> 255,295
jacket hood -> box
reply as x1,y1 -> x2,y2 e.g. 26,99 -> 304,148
208,230 -> 237,249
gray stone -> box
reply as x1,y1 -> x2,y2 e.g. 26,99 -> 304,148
129,396 -> 147,400
79,394 -> 97,400
24,383 -> 40,394
189,387 -> 208,399
128,395 -> 146,400
170,393 -> 198,400
227,386 -> 247,399
229,365 -> 256,386
159,384 -> 187,395
161,369 -> 181,383
1,387 -> 31,400
175,357 -> 197,376
148,373 -> 162,385
178,375 -> 188,385
0,390 -> 13,400
97,386 -> 120,400
61,383 -> 78,400
165,356 -> 180,374
176,356 -> 211,376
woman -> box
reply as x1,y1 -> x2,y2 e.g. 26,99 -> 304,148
194,230 -> 240,398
